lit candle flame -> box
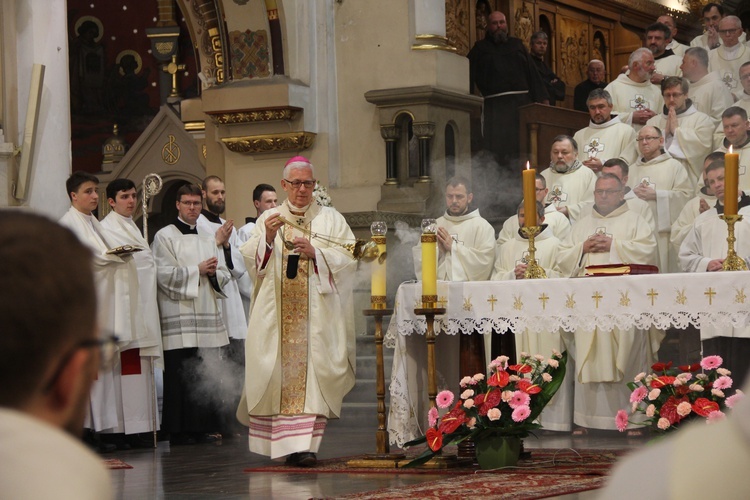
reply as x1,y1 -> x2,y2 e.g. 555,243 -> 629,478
729,145 -> 734,154
525,161 -> 530,170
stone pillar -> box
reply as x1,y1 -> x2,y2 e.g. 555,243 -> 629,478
380,125 -> 400,185
413,122 -> 435,182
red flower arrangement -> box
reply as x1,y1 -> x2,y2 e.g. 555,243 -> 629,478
615,355 -> 745,433
404,351 -> 567,466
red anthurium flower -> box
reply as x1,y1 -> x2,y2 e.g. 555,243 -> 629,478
474,393 -> 486,406
478,389 -> 502,416
426,428 -> 443,451
651,361 -> 673,372
692,398 -> 720,417
438,406 -> 466,434
676,385 -> 691,396
508,364 -> 533,374
678,363 -> 700,372
650,376 -> 676,388
488,369 -> 510,388
660,396 -> 688,425
517,379 -> 542,394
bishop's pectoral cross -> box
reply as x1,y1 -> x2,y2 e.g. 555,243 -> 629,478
297,218 -> 306,226
162,55 -> 186,98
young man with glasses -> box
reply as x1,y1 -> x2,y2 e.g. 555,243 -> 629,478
558,174 -> 658,435
59,171 -> 142,452
238,156 -> 357,467
646,76 -> 715,184
151,183 -> 231,445
0,211 -> 113,498
629,125 -> 693,272
708,15 -> 748,97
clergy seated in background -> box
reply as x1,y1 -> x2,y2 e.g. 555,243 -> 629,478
658,14 -> 687,57
646,77 -> 715,185
680,47 -> 733,126
541,135 -> 598,218
573,59 -> 607,112
715,106 -> 750,193
529,31 -> 566,107
670,151 -> 722,256
604,47 -> 663,130
646,22 -> 683,85
151,183 -> 231,446
239,156 -> 357,468
558,174 -> 660,433
491,201 -> 572,431
679,160 -> 750,386
497,173 -> 570,245
708,16 -> 748,99
573,88 -> 637,175
59,172 -> 142,453
690,3 -> 746,50
197,175 -> 248,437
568,158 -> 656,234
629,125 -> 693,272
0,212 -> 112,499
412,176 -> 496,282
100,179 -> 163,449
236,184 -> 278,314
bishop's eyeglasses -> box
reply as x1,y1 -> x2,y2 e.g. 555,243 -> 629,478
284,179 -> 316,190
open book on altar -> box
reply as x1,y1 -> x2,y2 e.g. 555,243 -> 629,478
584,263 -> 659,276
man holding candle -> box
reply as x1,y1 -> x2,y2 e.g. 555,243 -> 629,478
558,174 -> 659,432
573,89 -> 638,174
679,160 -> 750,385
239,156 -> 357,467
646,77 -> 715,185
629,125 -> 693,272
541,135 -> 598,216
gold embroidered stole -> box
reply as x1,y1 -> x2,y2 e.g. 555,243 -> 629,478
279,214 -> 311,414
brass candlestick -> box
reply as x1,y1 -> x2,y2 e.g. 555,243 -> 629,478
520,224 -> 547,279
721,214 -> 748,271
346,308 -> 406,468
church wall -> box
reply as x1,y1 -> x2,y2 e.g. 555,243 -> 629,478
1,0 -> 71,217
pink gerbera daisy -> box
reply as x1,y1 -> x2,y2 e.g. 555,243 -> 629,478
428,407 -> 439,427
707,410 -> 725,423
713,376 -> 733,390
436,390 -> 454,409
615,409 -> 629,432
509,390 -> 531,409
700,355 -> 723,370
511,405 -> 531,422
629,386 -> 648,403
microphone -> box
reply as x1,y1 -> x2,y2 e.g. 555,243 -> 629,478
286,254 -> 300,279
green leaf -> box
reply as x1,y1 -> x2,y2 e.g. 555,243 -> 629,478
528,351 -> 568,422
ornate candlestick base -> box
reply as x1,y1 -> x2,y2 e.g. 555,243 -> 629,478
346,308 -> 407,468
720,214 -> 748,271
520,224 -> 548,279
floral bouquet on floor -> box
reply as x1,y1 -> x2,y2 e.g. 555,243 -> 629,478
403,350 -> 567,467
616,355 -> 745,434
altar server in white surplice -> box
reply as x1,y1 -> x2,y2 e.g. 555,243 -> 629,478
604,48 -> 663,130
100,179 -> 163,439
492,201 -> 571,431
412,176 -> 496,282
497,173 -> 570,245
573,88 -> 637,174
570,158 -> 656,233
629,125 -> 693,272
670,152 -> 721,256
708,16 -> 749,98
151,183 -> 230,446
239,157 -> 356,467
646,77 -> 715,185
679,160 -> 750,385
58,172 -> 138,436
541,135 -> 598,217
716,107 -> 750,193
558,174 -> 660,431
681,47 -> 733,125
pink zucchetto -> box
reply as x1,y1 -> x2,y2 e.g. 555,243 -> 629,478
285,156 -> 311,168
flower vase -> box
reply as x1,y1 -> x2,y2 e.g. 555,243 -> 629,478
475,435 -> 521,469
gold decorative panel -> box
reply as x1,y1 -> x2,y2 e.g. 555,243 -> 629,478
445,0 -> 470,56
558,17 -> 590,89
514,2 -> 534,50
208,107 -> 300,125
221,132 -> 316,154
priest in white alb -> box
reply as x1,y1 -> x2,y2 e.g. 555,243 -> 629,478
680,47 -> 733,126
100,178 -> 163,441
558,174 -> 659,431
541,135 -> 598,218
629,125 -> 693,272
58,172 -> 138,440
604,48 -> 663,130
716,106 -> 750,193
239,157 -> 357,467
708,16 -> 748,98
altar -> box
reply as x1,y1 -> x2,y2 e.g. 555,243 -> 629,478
386,272 -> 750,447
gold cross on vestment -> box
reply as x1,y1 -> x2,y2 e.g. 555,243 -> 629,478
647,288 -> 659,306
705,287 -> 716,305
297,218 -> 306,226
592,291 -> 603,309
539,293 -> 549,310
487,294 -> 497,311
